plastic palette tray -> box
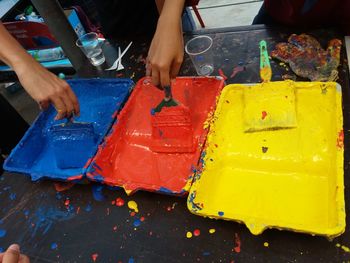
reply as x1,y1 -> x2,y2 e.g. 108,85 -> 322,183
87,76 -> 224,195
187,81 -> 345,237
4,78 -> 134,181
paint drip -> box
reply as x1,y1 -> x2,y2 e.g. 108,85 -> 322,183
128,201 -> 138,213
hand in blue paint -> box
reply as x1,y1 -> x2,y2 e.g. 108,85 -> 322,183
0,244 -> 30,263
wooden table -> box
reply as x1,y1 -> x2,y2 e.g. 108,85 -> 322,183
0,25 -> 349,262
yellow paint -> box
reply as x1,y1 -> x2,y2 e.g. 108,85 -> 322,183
209,228 -> 216,234
186,231 -> 193,238
260,66 -> 272,82
337,243 -> 350,253
127,201 -> 138,213
188,81 -> 345,238
264,242 -> 269,247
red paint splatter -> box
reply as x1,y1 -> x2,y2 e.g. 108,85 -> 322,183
111,200 -> 115,205
130,212 -> 136,217
113,226 -> 117,231
261,111 -> 267,120
233,233 -> 241,253
166,206 -> 172,211
64,198 -> 70,206
218,68 -> 228,80
91,253 -> 98,262
115,198 -> 125,207
337,130 -> 344,148
193,229 -> 201,236
140,216 -> 145,222
54,182 -> 75,192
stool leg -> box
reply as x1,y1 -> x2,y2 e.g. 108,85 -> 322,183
192,5 -> 205,28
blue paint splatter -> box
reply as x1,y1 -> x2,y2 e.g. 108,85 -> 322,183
133,219 -> 141,227
218,211 -> 224,216
51,243 -> 58,250
0,247 -> 3,253
85,204 -> 92,212
0,229 -> 7,237
150,108 -> 156,116
24,209 -> 30,217
9,193 -> 16,200
128,258 -> 135,263
203,252 -> 210,256
92,185 -> 105,201
28,206 -> 75,237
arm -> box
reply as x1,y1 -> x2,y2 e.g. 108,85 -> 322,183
0,22 -> 79,120
147,0 -> 185,88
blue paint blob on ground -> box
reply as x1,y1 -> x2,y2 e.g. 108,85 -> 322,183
9,193 -> 16,200
0,229 -> 7,237
218,211 -> 224,216
85,204 -> 92,212
51,242 -> 58,250
203,252 -> 211,256
128,258 -> 135,263
92,185 -> 105,201
24,209 -> 30,217
133,219 -> 141,227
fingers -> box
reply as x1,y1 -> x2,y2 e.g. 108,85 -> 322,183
170,58 -> 182,81
151,67 -> 160,88
51,96 -> 67,120
159,65 -> 171,88
3,244 -> 20,263
62,81 -> 80,117
19,254 -> 30,263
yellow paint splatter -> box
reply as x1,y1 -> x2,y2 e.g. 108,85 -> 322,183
209,229 -> 216,234
336,243 -> 350,253
186,231 -> 193,238
128,201 -> 138,213
264,242 -> 269,247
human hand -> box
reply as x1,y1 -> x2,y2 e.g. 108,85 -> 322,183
14,59 -> 80,120
0,244 -> 30,263
147,15 -> 184,88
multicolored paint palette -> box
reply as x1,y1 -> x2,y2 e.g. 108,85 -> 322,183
4,79 -> 133,181
87,77 -> 224,195
188,81 -> 345,237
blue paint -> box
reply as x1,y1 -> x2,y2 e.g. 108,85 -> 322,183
55,192 -> 62,200
28,206 -> 75,237
85,204 -> 92,212
24,209 -> 30,217
0,229 -> 6,237
4,79 -> 134,181
218,211 -> 224,216
92,185 -> 105,201
92,174 -> 104,182
133,219 -> 141,227
203,252 -> 210,256
9,193 -> 16,200
150,108 -> 156,115
51,242 -> 58,250
0,247 -> 3,253
128,258 -> 135,263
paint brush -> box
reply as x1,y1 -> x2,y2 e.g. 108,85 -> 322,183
153,85 -> 179,113
151,83 -> 195,153
259,40 -> 272,82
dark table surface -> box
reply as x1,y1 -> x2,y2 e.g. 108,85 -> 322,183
1,25 -> 350,263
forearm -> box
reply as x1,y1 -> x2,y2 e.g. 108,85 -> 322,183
156,0 -> 185,23
0,22 -> 34,73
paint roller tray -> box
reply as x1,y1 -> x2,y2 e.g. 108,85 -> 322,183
188,81 -> 345,237
4,78 -> 134,181
87,76 -> 224,195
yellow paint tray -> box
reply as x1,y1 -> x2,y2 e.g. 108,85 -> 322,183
187,81 -> 345,237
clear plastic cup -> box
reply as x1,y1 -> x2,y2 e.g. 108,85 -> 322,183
185,35 -> 214,76
76,32 -> 105,66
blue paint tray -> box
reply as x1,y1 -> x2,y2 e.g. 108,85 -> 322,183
4,78 -> 134,181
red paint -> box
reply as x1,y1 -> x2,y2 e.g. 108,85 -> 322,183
54,182 -> 75,192
87,77 -> 224,194
230,65 -> 245,78
193,229 -> 201,236
167,206 -> 172,211
113,226 -> 117,231
115,198 -> 125,207
337,130 -> 344,148
111,200 -> 115,205
262,111 -> 268,120
140,216 -> 145,222
64,198 -> 70,206
130,212 -> 136,217
218,68 -> 228,80
234,233 -> 241,253
91,253 -> 98,262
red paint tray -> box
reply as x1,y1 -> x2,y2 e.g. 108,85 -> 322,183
87,77 -> 224,195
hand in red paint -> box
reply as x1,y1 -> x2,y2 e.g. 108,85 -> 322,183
0,244 -> 30,263
146,0 -> 184,88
